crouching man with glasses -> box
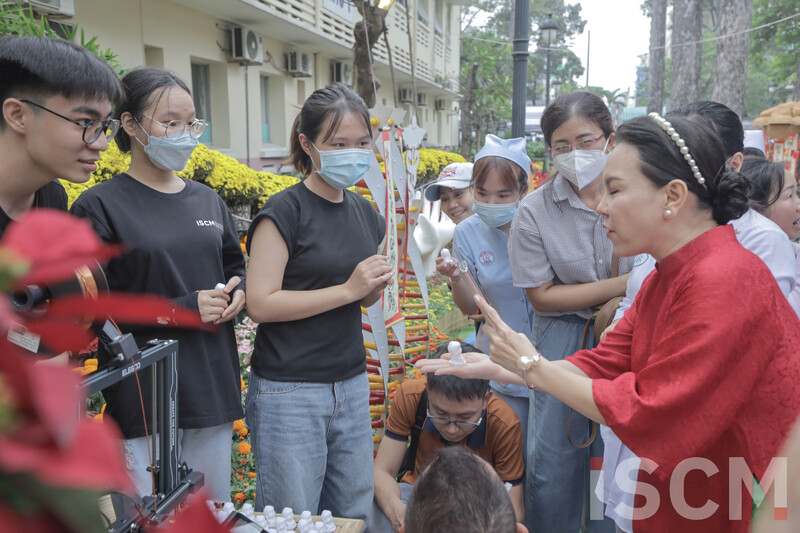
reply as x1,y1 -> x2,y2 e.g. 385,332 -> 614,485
368,342 -> 525,533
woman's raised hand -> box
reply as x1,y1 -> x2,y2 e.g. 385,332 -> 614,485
345,254 -> 394,301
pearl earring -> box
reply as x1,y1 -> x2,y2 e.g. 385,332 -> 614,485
665,209 -> 673,216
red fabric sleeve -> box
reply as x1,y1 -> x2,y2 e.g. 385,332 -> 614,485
588,268 -> 775,477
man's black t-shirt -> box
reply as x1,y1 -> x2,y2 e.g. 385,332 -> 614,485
246,182 -> 385,382
71,174 -> 246,438
0,180 -> 68,237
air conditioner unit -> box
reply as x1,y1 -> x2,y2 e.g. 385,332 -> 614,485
284,51 -> 313,77
399,88 -> 413,104
330,61 -> 352,86
435,98 -> 446,111
417,93 -> 428,107
14,0 -> 74,17
229,26 -> 263,65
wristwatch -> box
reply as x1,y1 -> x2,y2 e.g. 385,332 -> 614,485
517,352 -> 541,389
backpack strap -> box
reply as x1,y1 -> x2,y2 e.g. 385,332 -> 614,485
396,388 -> 428,481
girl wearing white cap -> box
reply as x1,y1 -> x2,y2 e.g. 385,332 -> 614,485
424,162 -> 475,225
437,134 -> 534,458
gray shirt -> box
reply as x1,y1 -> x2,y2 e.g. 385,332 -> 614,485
508,174 -> 634,319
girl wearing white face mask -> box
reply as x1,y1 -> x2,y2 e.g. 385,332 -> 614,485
507,92 -> 631,533
71,68 -> 247,507
245,84 -> 392,523
438,134 -> 535,464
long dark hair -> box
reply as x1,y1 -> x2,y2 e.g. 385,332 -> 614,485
741,158 -> 786,214
616,115 -> 750,225
288,84 -> 371,176
541,91 -> 613,148
115,67 -> 191,153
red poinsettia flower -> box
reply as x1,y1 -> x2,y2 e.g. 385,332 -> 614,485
0,210 -> 216,532
1,210 -> 208,353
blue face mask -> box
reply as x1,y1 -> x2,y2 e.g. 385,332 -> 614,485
311,142 -> 373,189
137,122 -> 199,172
472,199 -> 517,228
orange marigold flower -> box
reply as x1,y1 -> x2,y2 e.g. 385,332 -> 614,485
238,442 -> 252,455
238,427 -> 249,438
238,474 -> 244,480
236,469 -> 244,474
233,419 -> 245,431
247,472 -> 256,478
241,378 -> 246,391
234,492 -> 246,502
241,457 -> 247,464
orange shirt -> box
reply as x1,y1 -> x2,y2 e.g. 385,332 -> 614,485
385,378 -> 524,485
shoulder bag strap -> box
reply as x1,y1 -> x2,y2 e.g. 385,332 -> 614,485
396,388 -> 428,481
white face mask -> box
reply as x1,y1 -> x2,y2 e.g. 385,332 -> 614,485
553,137 -> 611,190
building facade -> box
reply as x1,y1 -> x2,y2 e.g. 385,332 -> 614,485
40,0 -> 462,171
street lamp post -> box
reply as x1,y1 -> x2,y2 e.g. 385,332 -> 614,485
510,0 -> 531,138
540,13 -> 558,174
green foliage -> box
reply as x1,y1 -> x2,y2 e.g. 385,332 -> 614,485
461,27 -> 514,139
0,2 -> 125,75
527,140 -> 546,161
460,0 -> 587,143
746,0 -> 800,113
584,86 -> 629,106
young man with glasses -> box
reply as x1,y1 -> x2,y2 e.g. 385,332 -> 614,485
369,342 -> 524,533
0,36 -> 122,236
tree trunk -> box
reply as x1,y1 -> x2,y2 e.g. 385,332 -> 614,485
670,0 -> 703,109
353,4 -> 389,108
460,62 -> 479,158
647,0 -> 667,113
711,0 -> 753,116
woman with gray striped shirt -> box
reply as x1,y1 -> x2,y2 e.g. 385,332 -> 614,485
507,91 -> 632,533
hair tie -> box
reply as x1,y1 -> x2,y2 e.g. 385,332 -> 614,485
648,112 -> 706,187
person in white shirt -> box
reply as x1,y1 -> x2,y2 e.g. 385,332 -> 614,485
740,157 -> 800,318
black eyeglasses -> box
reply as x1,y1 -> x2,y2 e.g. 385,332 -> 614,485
426,408 -> 483,430
21,99 -> 120,144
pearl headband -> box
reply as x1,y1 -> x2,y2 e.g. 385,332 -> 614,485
648,112 -> 706,187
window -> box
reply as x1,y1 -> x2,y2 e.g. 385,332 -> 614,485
191,63 -> 212,143
434,0 -> 442,36
418,0 -> 428,24
260,76 -> 270,143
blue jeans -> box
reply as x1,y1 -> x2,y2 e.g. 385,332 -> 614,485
526,313 -> 616,533
246,372 -> 374,525
366,482 -> 414,533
